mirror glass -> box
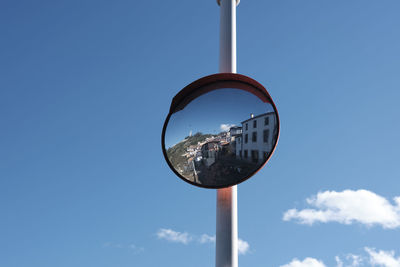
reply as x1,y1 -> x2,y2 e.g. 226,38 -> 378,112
164,88 -> 278,188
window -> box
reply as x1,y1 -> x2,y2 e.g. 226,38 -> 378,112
244,150 -> 248,158
252,132 -> 257,142
239,151 -> 242,158
251,150 -> 259,163
253,120 -> 257,128
245,123 -> 248,130
263,129 -> 269,143
245,134 -> 248,143
263,151 -> 269,160
264,117 -> 269,125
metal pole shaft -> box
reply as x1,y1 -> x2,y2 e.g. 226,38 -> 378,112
216,187 -> 238,267
218,0 -> 237,73
216,1 -> 238,267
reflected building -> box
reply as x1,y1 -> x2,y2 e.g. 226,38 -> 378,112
201,141 -> 221,167
236,112 -> 277,163
229,126 -> 242,140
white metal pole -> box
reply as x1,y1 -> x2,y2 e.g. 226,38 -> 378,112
218,0 -> 238,73
216,1 -> 239,267
216,187 -> 238,267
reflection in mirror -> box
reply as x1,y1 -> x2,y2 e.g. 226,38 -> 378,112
164,88 -> 278,187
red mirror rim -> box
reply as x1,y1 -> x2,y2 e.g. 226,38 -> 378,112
161,73 -> 280,189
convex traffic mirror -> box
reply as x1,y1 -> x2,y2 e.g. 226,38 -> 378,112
162,73 -> 280,188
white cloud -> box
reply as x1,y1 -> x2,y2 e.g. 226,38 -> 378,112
365,247 -> 400,267
335,256 -> 344,267
347,254 -> 363,266
282,248 -> 400,267
280,257 -> 326,267
220,123 -> 236,132
156,229 -> 249,255
335,254 -> 363,267
199,234 -> 216,244
156,228 -> 192,244
283,190 -> 400,229
238,239 -> 250,255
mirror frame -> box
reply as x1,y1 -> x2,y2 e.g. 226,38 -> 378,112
161,73 -> 280,189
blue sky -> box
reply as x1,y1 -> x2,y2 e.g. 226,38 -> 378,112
1,0 -> 400,266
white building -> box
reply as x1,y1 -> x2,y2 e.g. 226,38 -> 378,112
236,112 -> 277,163
228,126 -> 242,142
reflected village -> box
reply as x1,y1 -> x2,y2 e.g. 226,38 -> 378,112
167,112 -> 278,186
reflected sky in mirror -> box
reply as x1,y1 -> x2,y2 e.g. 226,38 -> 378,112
165,88 -> 273,148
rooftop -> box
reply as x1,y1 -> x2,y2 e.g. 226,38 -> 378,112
241,112 -> 275,124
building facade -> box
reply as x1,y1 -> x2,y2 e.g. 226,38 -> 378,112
235,112 -> 277,163
201,141 -> 221,167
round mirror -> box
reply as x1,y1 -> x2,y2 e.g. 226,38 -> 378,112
162,73 -> 279,188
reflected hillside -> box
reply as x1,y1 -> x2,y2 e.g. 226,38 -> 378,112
166,132 -> 212,179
